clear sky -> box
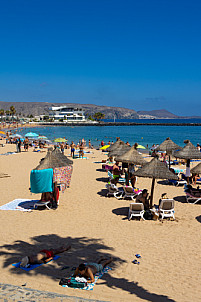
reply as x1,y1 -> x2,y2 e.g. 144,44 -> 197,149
0,0 -> 201,116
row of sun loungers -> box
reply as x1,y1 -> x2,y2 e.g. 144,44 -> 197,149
105,183 -> 175,220
128,200 -> 175,221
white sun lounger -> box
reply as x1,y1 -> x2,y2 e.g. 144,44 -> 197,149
185,192 -> 201,204
105,183 -> 123,199
128,203 -> 145,220
159,199 -> 175,220
123,186 -> 138,200
34,201 -> 52,210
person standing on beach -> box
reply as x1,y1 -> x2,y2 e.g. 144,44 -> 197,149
18,138 -> 22,153
70,141 -> 75,158
24,137 -> 29,151
88,139 -> 91,149
60,143 -> 65,154
101,140 -> 104,147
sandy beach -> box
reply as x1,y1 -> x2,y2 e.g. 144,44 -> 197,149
0,141 -> 200,302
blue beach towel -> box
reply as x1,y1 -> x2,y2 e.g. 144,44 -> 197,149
62,266 -> 111,291
30,169 -> 53,193
12,255 -> 60,271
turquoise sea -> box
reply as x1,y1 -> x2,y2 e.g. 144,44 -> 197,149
21,119 -> 201,148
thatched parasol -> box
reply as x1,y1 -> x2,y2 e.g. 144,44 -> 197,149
115,145 -> 147,166
191,162 -> 201,174
35,151 -> 72,170
52,148 -> 73,165
173,140 -> 201,184
173,140 -> 201,160
156,137 -> 181,169
108,142 -> 131,157
134,158 -> 178,207
107,138 -> 124,152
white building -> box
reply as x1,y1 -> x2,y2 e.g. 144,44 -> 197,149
49,106 -> 86,122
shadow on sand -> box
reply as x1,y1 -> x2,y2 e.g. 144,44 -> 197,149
112,207 -> 128,220
196,215 -> 201,223
173,196 -> 186,204
0,235 -> 176,301
96,177 -> 108,183
97,188 -> 108,197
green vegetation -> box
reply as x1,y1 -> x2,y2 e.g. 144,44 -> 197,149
93,112 -> 105,121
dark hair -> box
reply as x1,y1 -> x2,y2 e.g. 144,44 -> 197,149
78,263 -> 86,271
142,189 -> 148,195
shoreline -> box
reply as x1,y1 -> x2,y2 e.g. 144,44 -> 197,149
38,122 -> 201,126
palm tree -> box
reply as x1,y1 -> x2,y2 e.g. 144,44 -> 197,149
10,106 -> 16,121
93,112 -> 105,121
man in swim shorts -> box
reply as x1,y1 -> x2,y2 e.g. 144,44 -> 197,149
73,257 -> 113,283
20,245 -> 71,268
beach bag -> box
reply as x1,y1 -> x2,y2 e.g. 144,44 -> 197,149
144,210 -> 152,220
59,277 -> 87,288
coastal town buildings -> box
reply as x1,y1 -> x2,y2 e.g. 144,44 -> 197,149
49,106 -> 86,122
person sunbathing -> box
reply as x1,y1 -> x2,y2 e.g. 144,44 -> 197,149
20,245 -> 71,268
136,189 -> 150,210
73,257 -> 113,283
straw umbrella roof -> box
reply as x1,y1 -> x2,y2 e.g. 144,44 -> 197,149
191,162 -> 201,174
156,137 -> 181,154
134,158 -> 178,208
52,148 -> 73,165
134,158 -> 178,180
115,145 -> 147,165
173,140 -> 201,159
107,139 -> 124,152
108,142 -> 131,157
35,151 -> 72,170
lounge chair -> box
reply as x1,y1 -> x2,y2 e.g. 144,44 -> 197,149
184,185 -> 201,204
123,186 -> 139,200
128,203 -> 145,220
34,200 -> 52,210
168,179 -> 187,186
105,183 -> 123,199
185,192 -> 201,204
159,199 -> 175,220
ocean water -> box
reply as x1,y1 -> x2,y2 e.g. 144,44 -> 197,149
20,119 -> 201,148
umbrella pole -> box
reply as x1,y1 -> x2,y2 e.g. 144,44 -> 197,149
169,155 -> 171,169
149,178 -> 155,208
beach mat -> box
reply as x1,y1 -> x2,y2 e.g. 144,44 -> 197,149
0,199 -> 39,211
12,256 -> 60,271
62,266 -> 111,290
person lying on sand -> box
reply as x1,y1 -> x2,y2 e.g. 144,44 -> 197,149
20,245 -> 71,268
73,257 -> 113,283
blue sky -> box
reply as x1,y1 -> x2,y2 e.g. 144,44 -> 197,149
0,0 -> 201,116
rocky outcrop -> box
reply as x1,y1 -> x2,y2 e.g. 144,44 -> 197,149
0,101 -> 139,119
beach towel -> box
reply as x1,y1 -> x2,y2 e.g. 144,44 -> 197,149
53,166 -> 73,192
62,266 -> 111,291
30,168 -> 53,193
0,152 -> 17,156
12,255 -> 60,271
0,199 -> 39,211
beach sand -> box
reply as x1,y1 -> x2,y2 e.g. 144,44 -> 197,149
0,142 -> 200,301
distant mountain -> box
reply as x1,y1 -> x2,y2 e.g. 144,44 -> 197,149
0,101 -> 200,119
0,101 -> 139,119
137,109 -> 201,119
137,109 -> 178,119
